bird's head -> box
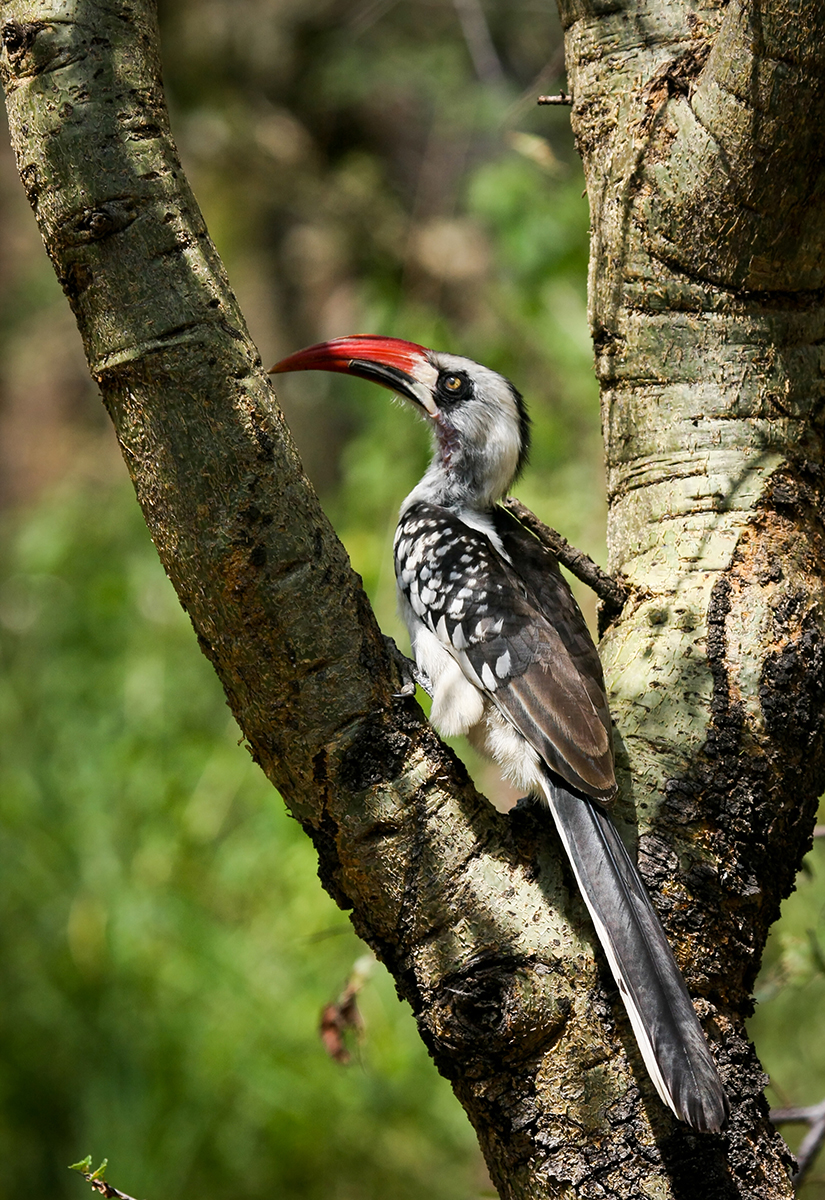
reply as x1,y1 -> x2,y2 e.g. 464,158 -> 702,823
270,335 -> 530,511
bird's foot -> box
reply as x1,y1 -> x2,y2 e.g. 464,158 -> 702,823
383,636 -> 433,698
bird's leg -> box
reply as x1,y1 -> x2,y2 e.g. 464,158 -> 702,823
383,635 -> 434,698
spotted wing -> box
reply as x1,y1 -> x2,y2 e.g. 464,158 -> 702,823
394,502 -> 615,800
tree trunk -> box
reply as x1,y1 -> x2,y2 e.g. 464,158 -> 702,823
0,1 -> 819,1196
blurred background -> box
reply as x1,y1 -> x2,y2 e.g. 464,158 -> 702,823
0,0 -> 822,1196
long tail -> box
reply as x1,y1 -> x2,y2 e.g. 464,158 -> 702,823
541,777 -> 729,1132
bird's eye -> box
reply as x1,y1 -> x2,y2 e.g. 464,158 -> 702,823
437,371 -> 471,401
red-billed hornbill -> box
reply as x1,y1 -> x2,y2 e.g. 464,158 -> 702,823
270,335 -> 729,1132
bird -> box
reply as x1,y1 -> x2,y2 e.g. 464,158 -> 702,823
270,335 -> 729,1132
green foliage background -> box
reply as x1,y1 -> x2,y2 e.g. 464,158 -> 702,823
0,1 -> 822,1197
0,488 -> 480,1199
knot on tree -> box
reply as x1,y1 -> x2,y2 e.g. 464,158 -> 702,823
1,19 -> 39,64
422,957 -> 573,1074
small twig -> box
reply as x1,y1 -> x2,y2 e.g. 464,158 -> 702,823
537,91 -> 572,105
771,1099 -> 825,1186
84,1182 -> 139,1200
814,824 -> 825,838
502,498 -> 630,615
69,1158 -> 142,1200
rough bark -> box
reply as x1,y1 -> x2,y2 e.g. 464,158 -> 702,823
0,0 -> 819,1197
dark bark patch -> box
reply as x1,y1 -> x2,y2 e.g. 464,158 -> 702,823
58,199 -> 138,245
19,161 -> 40,205
760,620 -> 825,747
312,749 -> 327,787
1,19 -> 39,64
338,709 -> 418,793
250,414 -> 275,460
705,575 -> 744,759
248,543 -> 267,568
62,261 -> 94,301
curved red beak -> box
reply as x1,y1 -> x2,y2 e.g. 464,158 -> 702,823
269,335 -> 438,414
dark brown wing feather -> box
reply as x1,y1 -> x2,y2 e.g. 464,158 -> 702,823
491,505 -> 616,800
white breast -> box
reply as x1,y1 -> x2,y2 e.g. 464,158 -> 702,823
397,590 -> 484,737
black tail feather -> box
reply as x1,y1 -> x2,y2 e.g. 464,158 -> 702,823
542,778 -> 729,1132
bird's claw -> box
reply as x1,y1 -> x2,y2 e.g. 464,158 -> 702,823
383,636 -> 433,698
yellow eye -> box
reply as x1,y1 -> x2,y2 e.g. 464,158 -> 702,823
437,370 -> 470,400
